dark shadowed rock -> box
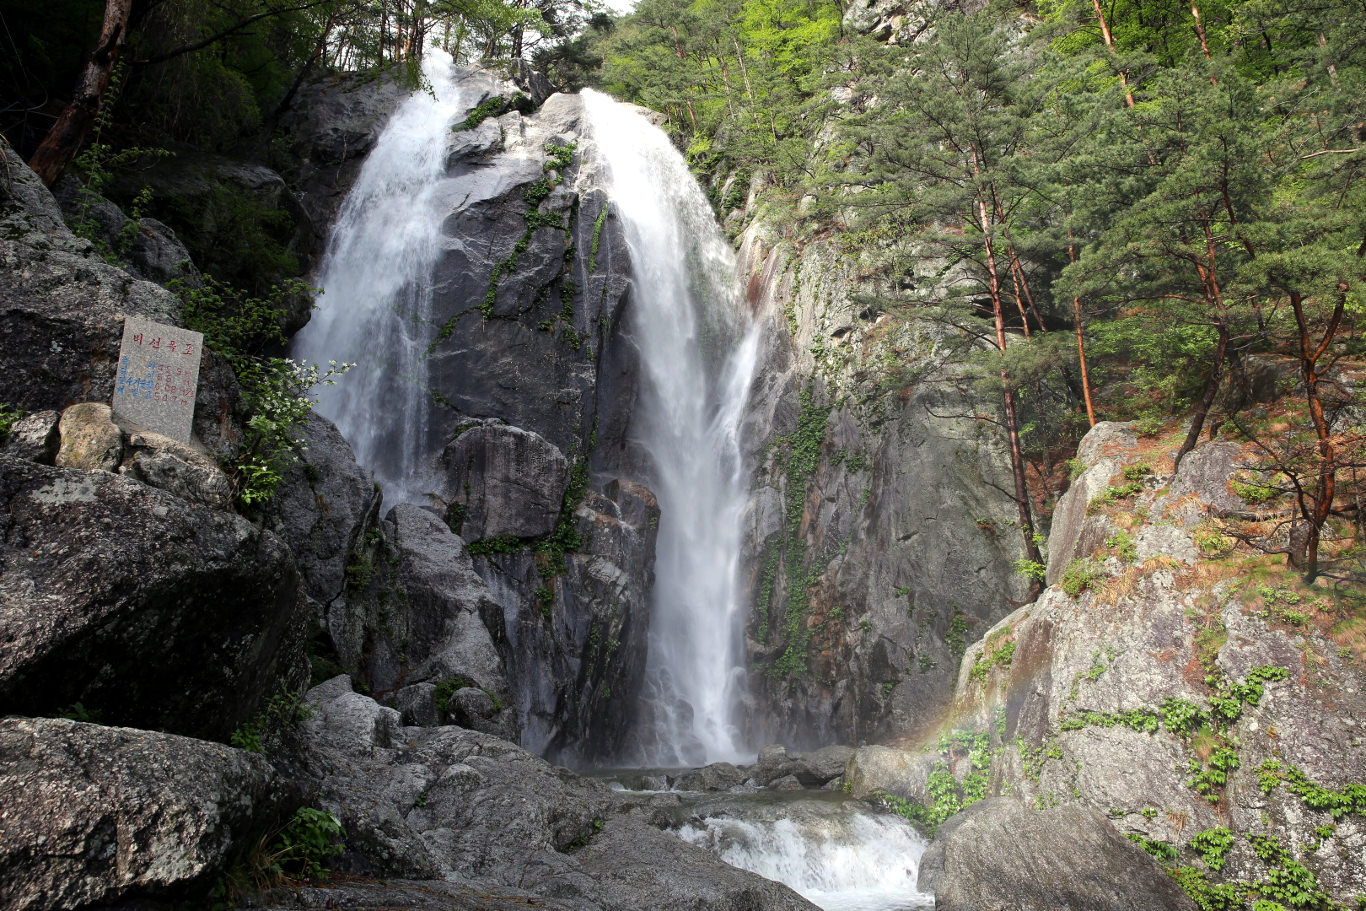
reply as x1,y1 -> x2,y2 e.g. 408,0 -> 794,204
440,423 -> 569,541
291,678 -> 820,911
266,412 -> 379,608
917,798 -> 1197,911
52,174 -> 201,287
4,410 -> 60,464
0,716 -> 289,911
0,457 -> 305,739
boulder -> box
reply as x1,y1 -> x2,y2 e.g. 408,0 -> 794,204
3,410 -> 60,464
266,412 -> 380,607
293,678 -> 820,911
439,423 -> 569,541
118,423 -> 233,509
0,456 -> 305,739
0,716 -> 287,911
917,798 -> 1197,911
55,402 -> 123,471
753,743 -> 856,787
675,762 -> 748,792
843,744 -> 941,803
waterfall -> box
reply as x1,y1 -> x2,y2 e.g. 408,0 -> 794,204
582,90 -> 761,766
676,797 -> 934,911
292,50 -> 466,505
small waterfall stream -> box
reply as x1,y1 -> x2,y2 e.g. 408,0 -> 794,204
292,50 -> 466,504
581,90 -> 761,767
677,800 -> 934,911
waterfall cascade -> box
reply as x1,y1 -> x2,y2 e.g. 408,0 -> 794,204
292,50 -> 466,505
581,90 -> 761,767
675,795 -> 935,911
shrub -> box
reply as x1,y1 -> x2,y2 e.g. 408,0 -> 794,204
1060,559 -> 1101,598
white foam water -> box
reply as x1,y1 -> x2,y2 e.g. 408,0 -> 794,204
292,50 -> 466,505
581,89 -> 761,766
678,802 -> 934,911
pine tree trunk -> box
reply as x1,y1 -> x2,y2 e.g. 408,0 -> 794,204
27,0 -> 134,187
975,182 -> 1044,592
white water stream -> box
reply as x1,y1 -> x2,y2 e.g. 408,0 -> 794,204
679,804 -> 934,911
292,50 -> 467,504
582,90 -> 761,767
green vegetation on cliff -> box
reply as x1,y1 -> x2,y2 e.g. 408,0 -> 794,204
589,0 -> 1366,586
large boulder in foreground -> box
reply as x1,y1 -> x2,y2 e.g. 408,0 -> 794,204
917,798 -> 1197,911
289,676 -> 819,911
0,456 -> 305,740
0,717 -> 287,911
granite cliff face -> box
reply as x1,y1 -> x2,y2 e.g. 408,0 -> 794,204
844,421 -> 1366,907
731,223 -> 1031,749
0,75 -> 818,911
286,74 -> 660,764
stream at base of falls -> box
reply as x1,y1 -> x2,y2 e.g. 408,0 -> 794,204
597,773 -> 935,911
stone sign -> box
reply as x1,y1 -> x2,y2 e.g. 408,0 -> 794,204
111,316 -> 204,444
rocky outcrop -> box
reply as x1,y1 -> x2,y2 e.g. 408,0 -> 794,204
52,173 -> 200,287
265,412 -> 380,610
282,676 -> 820,911
0,145 -> 246,460
0,716 -> 289,911
275,70 -> 410,254
734,222 -> 1029,750
867,423 -> 1366,907
440,423 -> 569,540
277,76 -> 660,762
916,798 -> 1197,911
0,456 -> 306,739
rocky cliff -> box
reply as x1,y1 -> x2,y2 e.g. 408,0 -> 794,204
0,74 -> 826,911
845,420 -> 1366,907
731,221 -> 1031,749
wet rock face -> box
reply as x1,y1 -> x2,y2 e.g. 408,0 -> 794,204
734,225 -> 1028,750
0,717 -> 288,911
917,798 -> 1197,911
440,423 -> 569,540
0,456 -> 306,739
329,503 -> 518,739
481,478 -> 660,764
276,70 -> 410,256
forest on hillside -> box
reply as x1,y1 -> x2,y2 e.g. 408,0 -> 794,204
4,0 -> 1363,584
